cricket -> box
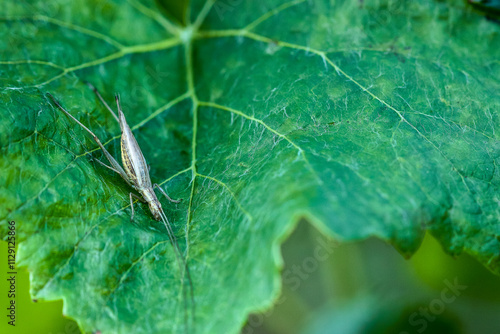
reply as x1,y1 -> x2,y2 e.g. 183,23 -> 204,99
46,84 -> 194,332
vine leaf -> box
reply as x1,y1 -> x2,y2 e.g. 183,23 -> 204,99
1,0 -> 499,333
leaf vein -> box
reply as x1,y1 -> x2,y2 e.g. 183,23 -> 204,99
0,15 -> 125,49
196,173 -> 253,221
243,0 -> 307,31
126,0 -> 179,35
198,101 -> 323,185
197,29 -> 477,200
105,240 -> 170,302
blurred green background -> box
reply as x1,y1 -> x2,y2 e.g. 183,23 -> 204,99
2,219 -> 500,334
243,221 -> 500,334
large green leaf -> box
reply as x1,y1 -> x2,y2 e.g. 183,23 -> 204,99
1,0 -> 499,333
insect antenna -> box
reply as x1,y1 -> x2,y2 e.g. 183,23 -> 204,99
85,82 -> 119,122
158,209 -> 195,333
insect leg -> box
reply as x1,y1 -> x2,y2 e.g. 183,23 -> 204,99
93,158 -> 121,174
129,193 -> 145,221
154,183 -> 181,203
85,82 -> 120,122
47,93 -> 132,186
129,193 -> 135,221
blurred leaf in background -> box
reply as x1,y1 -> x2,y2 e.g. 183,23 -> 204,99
1,0 -> 500,333
243,221 -> 500,334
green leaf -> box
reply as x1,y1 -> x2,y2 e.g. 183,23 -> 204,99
1,0 -> 500,333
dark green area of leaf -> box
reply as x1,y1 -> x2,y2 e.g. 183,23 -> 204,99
468,0 -> 500,19
155,0 -> 189,26
1,0 -> 500,333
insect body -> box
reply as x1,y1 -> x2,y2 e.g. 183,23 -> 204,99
47,85 -> 194,332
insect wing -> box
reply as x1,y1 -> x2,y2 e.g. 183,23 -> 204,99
119,110 -> 153,189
